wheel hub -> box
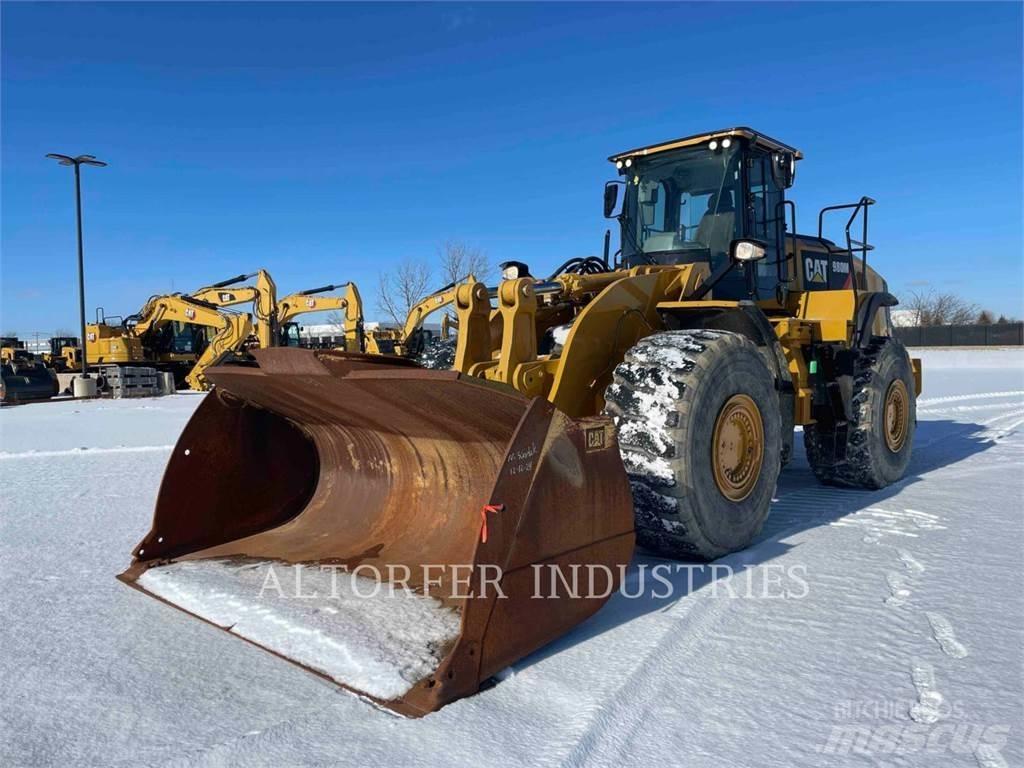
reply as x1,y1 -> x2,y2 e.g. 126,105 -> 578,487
884,379 -> 909,452
712,394 -> 765,502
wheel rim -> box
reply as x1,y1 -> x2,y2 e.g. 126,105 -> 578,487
712,394 -> 765,502
884,379 -> 910,453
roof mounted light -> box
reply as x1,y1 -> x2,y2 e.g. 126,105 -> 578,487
708,140 -> 719,151
721,137 -> 732,148
624,158 -> 633,168
615,160 -> 624,170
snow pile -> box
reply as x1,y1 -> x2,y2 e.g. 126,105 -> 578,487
138,559 -> 462,701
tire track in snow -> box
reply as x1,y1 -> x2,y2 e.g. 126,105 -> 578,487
917,390 -> 1024,408
0,445 -> 173,461
548,586 -> 733,767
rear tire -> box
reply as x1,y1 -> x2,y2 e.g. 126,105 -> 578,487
804,338 -> 916,489
604,330 -> 781,560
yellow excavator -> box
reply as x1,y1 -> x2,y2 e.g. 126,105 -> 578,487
122,128 -> 921,716
190,272 -> 365,352
362,277 -> 470,361
87,294 -> 253,390
277,282 -> 364,351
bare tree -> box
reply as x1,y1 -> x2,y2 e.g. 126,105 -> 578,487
904,290 -> 979,326
377,258 -> 433,328
977,310 -> 994,326
324,311 -> 346,332
438,239 -> 490,286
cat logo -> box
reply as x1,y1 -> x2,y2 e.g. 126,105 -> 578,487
305,298 -> 317,308
218,292 -> 235,302
805,256 -> 828,284
185,308 -> 196,319
87,332 -> 96,342
585,426 -> 606,451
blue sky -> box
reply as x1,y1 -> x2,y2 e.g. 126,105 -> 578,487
2,2 -> 1022,333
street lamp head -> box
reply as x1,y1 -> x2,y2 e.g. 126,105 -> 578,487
45,153 -> 107,167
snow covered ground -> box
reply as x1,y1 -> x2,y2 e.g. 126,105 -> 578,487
1,348 -> 1022,767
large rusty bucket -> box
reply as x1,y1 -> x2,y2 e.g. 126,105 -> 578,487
120,348 -> 633,716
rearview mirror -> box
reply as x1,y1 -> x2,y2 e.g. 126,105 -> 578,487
730,238 -> 768,262
604,181 -> 624,218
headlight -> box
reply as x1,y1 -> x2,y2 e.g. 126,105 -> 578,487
730,239 -> 768,262
709,140 -> 718,151
499,261 -> 532,281
721,137 -> 732,148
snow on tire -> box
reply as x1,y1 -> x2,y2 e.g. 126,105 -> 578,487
604,330 -> 781,560
804,338 -> 916,489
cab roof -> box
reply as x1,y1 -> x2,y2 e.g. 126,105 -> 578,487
608,127 -> 803,163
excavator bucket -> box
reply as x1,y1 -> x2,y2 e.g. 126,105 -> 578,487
119,348 -> 633,716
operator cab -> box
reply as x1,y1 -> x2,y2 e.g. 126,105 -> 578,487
606,127 -> 799,301
279,322 -> 303,348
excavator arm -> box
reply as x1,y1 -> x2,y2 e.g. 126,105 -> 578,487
190,270 -> 277,349
278,283 -> 363,351
132,296 -> 254,390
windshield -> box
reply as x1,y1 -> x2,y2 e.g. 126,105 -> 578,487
280,324 -> 302,347
621,145 -> 742,268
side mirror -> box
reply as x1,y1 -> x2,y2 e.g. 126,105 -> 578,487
730,238 -> 768,262
604,181 -> 624,218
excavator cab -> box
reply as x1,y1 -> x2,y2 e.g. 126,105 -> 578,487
277,322 -> 303,347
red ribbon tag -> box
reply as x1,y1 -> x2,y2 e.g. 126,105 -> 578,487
480,503 -> 505,543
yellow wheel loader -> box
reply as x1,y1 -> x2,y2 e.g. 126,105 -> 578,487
121,128 -> 921,715
87,295 -> 253,391
40,336 -> 82,373
1,337 -> 58,404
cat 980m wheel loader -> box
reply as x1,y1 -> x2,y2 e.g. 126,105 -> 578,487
121,128 -> 921,716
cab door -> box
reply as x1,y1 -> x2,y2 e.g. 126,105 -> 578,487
744,150 -> 786,299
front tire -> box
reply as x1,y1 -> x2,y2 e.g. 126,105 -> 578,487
604,330 -> 781,560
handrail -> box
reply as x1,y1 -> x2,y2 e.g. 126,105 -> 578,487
817,196 -> 876,306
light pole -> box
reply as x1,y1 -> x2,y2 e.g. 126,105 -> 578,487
46,153 -> 107,378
